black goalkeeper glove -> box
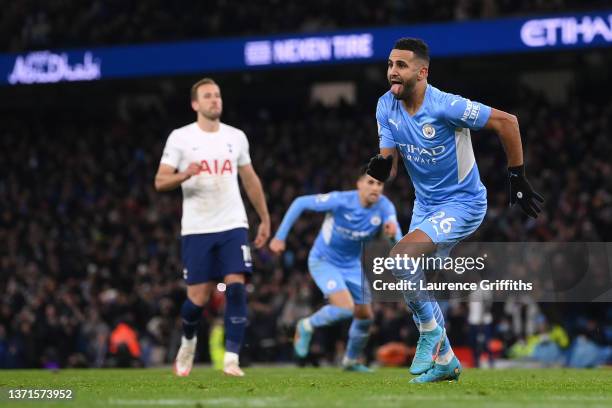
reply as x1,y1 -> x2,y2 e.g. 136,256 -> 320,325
366,155 -> 393,182
508,164 -> 544,218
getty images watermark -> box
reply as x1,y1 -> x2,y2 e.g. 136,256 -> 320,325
361,242 -> 612,302
370,253 -> 532,293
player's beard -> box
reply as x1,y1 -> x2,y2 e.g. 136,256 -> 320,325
389,75 -> 417,100
200,109 -> 222,121
366,191 -> 380,205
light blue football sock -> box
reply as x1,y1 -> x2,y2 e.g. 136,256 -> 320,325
392,256 -> 434,324
408,301 -> 434,325
309,305 -> 353,328
346,319 -> 372,360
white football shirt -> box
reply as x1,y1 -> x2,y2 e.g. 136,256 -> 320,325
160,122 -> 251,235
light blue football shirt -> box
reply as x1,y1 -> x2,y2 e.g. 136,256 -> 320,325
377,84 -> 492,207
275,191 -> 402,267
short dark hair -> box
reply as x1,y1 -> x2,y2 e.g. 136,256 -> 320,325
393,38 -> 430,62
190,77 -> 217,101
356,164 -> 369,180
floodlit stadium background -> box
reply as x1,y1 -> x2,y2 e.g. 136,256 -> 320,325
1,1 -> 611,369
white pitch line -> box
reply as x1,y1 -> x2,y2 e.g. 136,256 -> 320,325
369,394 -> 611,403
108,396 -> 293,407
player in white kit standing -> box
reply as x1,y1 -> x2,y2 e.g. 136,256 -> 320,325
155,78 -> 270,377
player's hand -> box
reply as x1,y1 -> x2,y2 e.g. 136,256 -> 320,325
366,155 -> 393,182
254,220 -> 270,249
182,162 -> 201,180
268,238 -> 286,255
508,165 -> 544,218
383,221 -> 397,239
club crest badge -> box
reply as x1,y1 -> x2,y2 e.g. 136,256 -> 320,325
422,124 -> 436,139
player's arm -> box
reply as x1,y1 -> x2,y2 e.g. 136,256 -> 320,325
382,219 -> 402,242
381,200 -> 403,243
269,193 -> 340,255
154,163 -> 200,192
483,108 -> 544,218
367,98 -> 396,182
155,131 -> 200,192
484,108 -> 523,167
238,164 -> 270,248
444,96 -> 543,218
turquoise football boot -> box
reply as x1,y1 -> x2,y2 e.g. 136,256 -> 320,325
342,363 -> 374,373
410,355 -> 462,383
294,318 -> 313,358
409,325 -> 445,375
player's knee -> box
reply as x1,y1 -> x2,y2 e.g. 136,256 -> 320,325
389,230 -> 435,258
187,285 -> 211,306
338,303 -> 354,314
389,241 -> 416,261
331,298 -> 354,312
224,273 -> 245,285
328,289 -> 355,311
188,293 -> 208,307
389,240 -> 401,258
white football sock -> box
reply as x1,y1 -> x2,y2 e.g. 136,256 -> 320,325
342,355 -> 357,366
181,335 -> 197,346
302,317 -> 313,332
420,318 -> 438,332
224,351 -> 239,366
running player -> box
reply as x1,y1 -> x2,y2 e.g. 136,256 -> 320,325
269,168 -> 402,371
367,38 -> 543,383
155,78 -> 270,377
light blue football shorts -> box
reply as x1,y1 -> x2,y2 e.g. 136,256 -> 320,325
307,254 -> 371,305
409,200 -> 487,257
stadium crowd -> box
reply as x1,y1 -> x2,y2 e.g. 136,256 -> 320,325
1,71 -> 610,369
2,0 -> 610,52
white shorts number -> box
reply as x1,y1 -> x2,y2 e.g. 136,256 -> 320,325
428,211 -> 456,235
241,245 -> 252,264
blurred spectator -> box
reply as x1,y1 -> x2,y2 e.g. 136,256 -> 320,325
468,289 -> 494,367
1,0 -> 610,52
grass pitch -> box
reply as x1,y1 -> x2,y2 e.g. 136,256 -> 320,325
1,367 -> 611,408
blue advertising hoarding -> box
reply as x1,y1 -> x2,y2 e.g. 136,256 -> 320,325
1,10 -> 611,86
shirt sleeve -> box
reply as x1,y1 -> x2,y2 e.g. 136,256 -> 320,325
381,198 -> 403,242
237,131 -> 252,166
442,93 -> 492,130
160,131 -> 181,168
376,97 -> 395,149
274,192 -> 342,240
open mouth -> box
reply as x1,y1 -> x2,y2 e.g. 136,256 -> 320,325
389,79 -> 403,94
